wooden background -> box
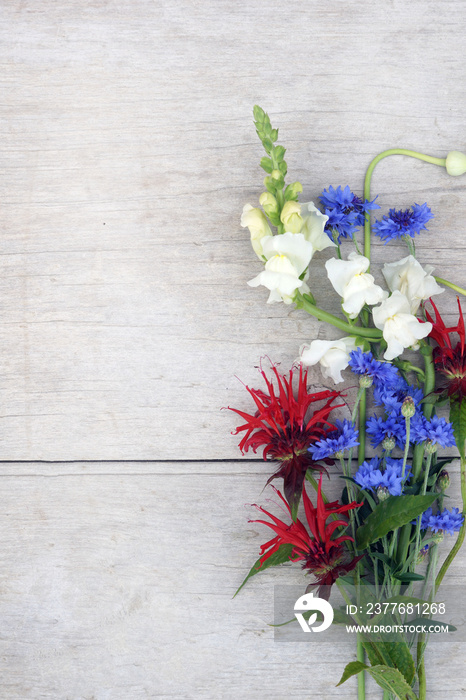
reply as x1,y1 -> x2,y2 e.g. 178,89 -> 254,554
1,1 -> 465,697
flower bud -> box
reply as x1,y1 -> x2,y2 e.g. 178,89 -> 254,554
259,192 -> 279,218
425,439 -> 438,455
377,486 -> 390,502
431,530 -> 444,544
359,374 -> 373,389
417,544 -> 429,564
280,200 -> 303,233
401,396 -> 416,418
445,151 -> 466,176
436,469 -> 451,492
382,435 -> 396,452
240,204 -> 272,259
271,169 -> 281,180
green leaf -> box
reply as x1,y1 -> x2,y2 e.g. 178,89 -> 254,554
336,661 -> 368,686
366,665 -> 418,699
233,543 -> 294,597
409,618 -> 457,632
356,494 -> 439,549
393,572 -> 425,582
449,397 -> 466,459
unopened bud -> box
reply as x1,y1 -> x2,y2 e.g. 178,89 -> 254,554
425,440 -> 438,455
377,486 -> 390,502
401,397 -> 416,418
259,192 -> 279,217
382,436 -> 396,452
431,530 -> 444,544
436,469 -> 451,492
271,169 -> 282,180
445,151 -> 466,177
359,375 -> 373,389
417,544 -> 429,564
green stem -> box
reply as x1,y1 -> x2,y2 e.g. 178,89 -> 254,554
434,454 -> 466,592
434,276 -> 466,298
295,293 -> 382,339
363,149 -> 446,263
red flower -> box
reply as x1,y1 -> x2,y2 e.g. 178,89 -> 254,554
251,476 -> 362,599
425,298 -> 466,401
228,363 -> 344,515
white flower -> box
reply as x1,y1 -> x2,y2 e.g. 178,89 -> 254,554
325,252 -> 388,319
372,290 -> 433,361
248,232 -> 314,304
300,202 -> 335,251
240,204 -> 272,259
300,336 -> 358,384
382,255 -> 444,314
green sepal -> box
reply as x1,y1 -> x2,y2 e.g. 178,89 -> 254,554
233,543 -> 294,598
356,494 -> 438,549
273,144 -> 286,161
260,157 -> 273,173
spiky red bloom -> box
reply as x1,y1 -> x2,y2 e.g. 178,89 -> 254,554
228,363 -> 344,512
251,477 -> 362,599
425,298 -> 466,401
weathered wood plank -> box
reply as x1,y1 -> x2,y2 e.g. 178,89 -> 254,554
0,1 -> 465,458
0,461 -> 464,698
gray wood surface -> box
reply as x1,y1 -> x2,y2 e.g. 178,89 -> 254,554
1,0 -> 465,697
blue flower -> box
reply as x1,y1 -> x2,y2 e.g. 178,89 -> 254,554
348,349 -> 401,387
410,415 -> 456,448
374,381 -> 424,417
354,457 -> 410,497
319,185 -> 379,243
418,507 -> 464,535
309,419 -> 359,460
373,203 -> 433,244
366,414 -> 407,449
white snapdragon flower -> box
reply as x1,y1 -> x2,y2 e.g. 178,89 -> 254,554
240,204 -> 272,259
382,255 -> 444,314
300,336 -> 358,384
372,290 -> 433,361
300,202 -> 335,251
248,232 -> 314,304
325,252 -> 388,319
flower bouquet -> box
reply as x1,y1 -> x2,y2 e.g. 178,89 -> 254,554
229,106 -> 466,699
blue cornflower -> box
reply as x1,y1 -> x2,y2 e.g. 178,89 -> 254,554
418,507 -> 464,535
319,185 -> 379,243
374,381 -> 424,417
348,349 -> 401,387
354,457 -> 410,497
366,414 -> 407,449
309,419 -> 359,460
410,415 -> 456,448
373,203 -> 433,244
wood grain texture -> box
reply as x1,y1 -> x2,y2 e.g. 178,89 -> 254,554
0,0 -> 465,458
1,1 -> 466,698
0,461 -> 464,699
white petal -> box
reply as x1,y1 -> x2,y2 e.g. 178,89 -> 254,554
262,232 -> 314,275
300,202 -> 335,251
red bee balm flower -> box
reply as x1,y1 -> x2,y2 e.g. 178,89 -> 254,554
228,364 -> 344,514
251,477 -> 362,599
425,298 -> 466,401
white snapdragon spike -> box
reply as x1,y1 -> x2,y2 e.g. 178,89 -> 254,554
248,232 -> 314,304
240,204 -> 272,259
300,202 -> 335,251
372,290 -> 433,361
300,336 -> 358,384
325,252 -> 388,319
382,255 -> 444,314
